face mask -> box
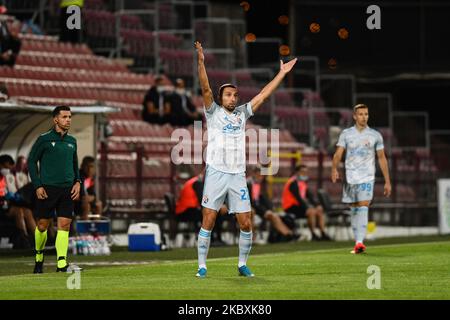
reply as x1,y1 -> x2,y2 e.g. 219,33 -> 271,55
1,168 -> 10,176
298,175 -> 309,181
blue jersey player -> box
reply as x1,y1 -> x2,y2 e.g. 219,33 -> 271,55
331,104 -> 391,254
194,41 -> 297,277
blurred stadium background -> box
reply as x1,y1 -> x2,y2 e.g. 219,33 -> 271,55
1,0 -> 450,252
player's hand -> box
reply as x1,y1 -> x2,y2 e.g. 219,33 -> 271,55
71,182 -> 80,200
331,168 -> 340,183
384,182 -> 392,197
36,187 -> 48,200
280,57 -> 298,74
194,41 -> 204,63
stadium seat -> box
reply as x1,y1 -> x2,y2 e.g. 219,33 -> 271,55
317,189 -> 352,240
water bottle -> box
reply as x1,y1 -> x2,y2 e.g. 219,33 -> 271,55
87,235 -> 94,256
100,236 -> 111,255
82,237 -> 88,255
70,237 -> 77,255
76,237 -> 82,255
104,238 -> 111,255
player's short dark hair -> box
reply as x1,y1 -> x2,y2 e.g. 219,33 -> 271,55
0,154 -> 15,166
295,164 -> 307,172
218,83 -> 237,103
52,106 -> 71,117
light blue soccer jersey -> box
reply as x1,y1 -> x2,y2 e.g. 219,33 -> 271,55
204,101 -> 253,174
336,126 -> 384,184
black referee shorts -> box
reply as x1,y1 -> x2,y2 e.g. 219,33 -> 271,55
35,185 -> 74,219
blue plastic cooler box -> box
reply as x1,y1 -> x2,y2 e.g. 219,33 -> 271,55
128,222 -> 161,251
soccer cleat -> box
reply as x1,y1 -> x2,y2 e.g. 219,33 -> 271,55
320,233 -> 333,241
196,267 -> 207,278
33,261 -> 44,274
350,243 -> 366,254
311,233 -> 321,241
56,256 -> 69,272
238,265 -> 254,277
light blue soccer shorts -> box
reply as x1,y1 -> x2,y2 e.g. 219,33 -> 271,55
201,165 -> 251,214
342,180 -> 374,204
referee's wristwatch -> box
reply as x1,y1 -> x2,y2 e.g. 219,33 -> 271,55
75,179 -> 82,185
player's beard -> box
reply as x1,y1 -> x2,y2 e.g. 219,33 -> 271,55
224,104 -> 236,112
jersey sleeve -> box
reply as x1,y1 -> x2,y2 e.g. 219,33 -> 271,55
336,130 -> 347,149
27,136 -> 45,189
236,102 -> 253,120
73,140 -> 81,183
204,101 -> 219,118
375,131 -> 385,151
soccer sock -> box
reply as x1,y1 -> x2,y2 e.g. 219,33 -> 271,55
197,228 -> 211,269
356,207 -> 369,244
34,227 -> 47,262
238,230 -> 252,268
350,207 -> 358,244
55,230 -> 69,268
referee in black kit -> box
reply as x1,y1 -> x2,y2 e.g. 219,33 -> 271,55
28,106 -> 81,273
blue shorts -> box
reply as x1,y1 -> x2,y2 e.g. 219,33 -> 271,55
201,165 -> 251,214
342,180 -> 374,204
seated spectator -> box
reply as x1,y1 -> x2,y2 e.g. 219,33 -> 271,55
0,17 -> 22,67
282,164 -> 331,241
142,75 -> 171,125
247,167 -> 299,242
75,156 -> 102,220
170,78 -> 202,126
14,155 -> 29,188
0,154 -> 36,248
175,171 -> 227,245
21,19 -> 44,35
0,82 -> 8,102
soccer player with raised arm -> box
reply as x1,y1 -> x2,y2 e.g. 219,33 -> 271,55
194,41 -> 297,277
331,104 -> 392,254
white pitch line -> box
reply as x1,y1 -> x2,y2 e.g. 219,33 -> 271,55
6,240 -> 450,269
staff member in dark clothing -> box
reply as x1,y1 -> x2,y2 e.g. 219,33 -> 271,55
282,164 -> 331,241
0,82 -> 8,102
175,172 -> 227,245
28,106 -> 81,273
0,18 -> 22,67
142,75 -> 171,124
170,78 -> 202,126
247,167 -> 298,242
75,156 -> 102,219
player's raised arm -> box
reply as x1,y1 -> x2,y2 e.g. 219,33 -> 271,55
194,41 -> 214,109
331,146 -> 345,183
250,57 -> 298,113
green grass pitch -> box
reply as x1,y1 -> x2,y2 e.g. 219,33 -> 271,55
1,235 -> 449,300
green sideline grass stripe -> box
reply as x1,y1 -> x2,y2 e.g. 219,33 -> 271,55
0,240 -> 449,300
